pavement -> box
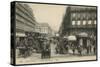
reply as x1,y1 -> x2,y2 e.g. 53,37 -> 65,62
16,53 -> 96,64
16,43 -> 96,64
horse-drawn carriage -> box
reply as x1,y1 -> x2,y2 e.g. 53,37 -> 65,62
16,32 -> 42,58
38,34 -> 51,59
41,39 -> 51,59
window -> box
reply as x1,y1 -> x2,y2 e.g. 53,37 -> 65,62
95,14 -> 97,19
72,13 -> 76,18
83,20 -> 86,25
77,21 -> 81,25
91,13 -> 95,20
71,13 -> 76,20
72,21 -> 75,25
83,13 -> 86,19
77,13 -> 81,19
88,20 -> 92,24
80,13 -> 83,20
94,20 -> 96,24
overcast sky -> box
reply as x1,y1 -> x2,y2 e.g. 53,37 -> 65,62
28,3 -> 67,32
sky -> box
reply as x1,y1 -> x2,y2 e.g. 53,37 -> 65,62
28,3 -> 67,32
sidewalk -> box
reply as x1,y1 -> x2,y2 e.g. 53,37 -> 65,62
16,53 -> 96,64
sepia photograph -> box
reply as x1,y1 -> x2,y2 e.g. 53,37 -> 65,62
12,1 -> 97,65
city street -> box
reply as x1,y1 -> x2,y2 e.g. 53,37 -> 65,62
16,52 -> 96,64
14,3 -> 97,65
16,42 -> 96,64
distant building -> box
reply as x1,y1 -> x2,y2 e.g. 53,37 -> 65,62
59,6 -> 97,37
16,3 -> 37,37
35,23 -> 53,37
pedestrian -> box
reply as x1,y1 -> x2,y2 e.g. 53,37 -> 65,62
46,40 -> 51,58
41,39 -> 46,59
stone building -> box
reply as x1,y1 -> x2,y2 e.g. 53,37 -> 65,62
59,6 -> 97,37
58,6 -> 97,54
35,23 -> 53,37
15,3 -> 37,37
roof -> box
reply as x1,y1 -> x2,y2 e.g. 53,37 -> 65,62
67,6 -> 97,12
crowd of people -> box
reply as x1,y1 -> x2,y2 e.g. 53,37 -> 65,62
56,32 -> 96,56
16,32 -> 51,59
16,31 -> 96,59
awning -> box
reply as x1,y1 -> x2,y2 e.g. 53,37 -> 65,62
77,32 -> 88,37
16,33 -> 26,37
67,35 -> 77,41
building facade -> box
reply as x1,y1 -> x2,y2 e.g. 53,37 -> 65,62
59,6 -> 97,37
35,23 -> 53,37
16,3 -> 37,37
58,6 -> 97,54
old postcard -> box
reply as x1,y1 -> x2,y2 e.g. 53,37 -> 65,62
11,1 -> 97,65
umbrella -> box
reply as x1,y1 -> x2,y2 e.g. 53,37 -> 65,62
67,35 -> 77,41
78,32 -> 88,37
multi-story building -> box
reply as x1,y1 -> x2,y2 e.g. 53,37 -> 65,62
16,3 -> 37,37
59,6 -> 97,37
58,6 -> 97,54
35,23 -> 53,37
